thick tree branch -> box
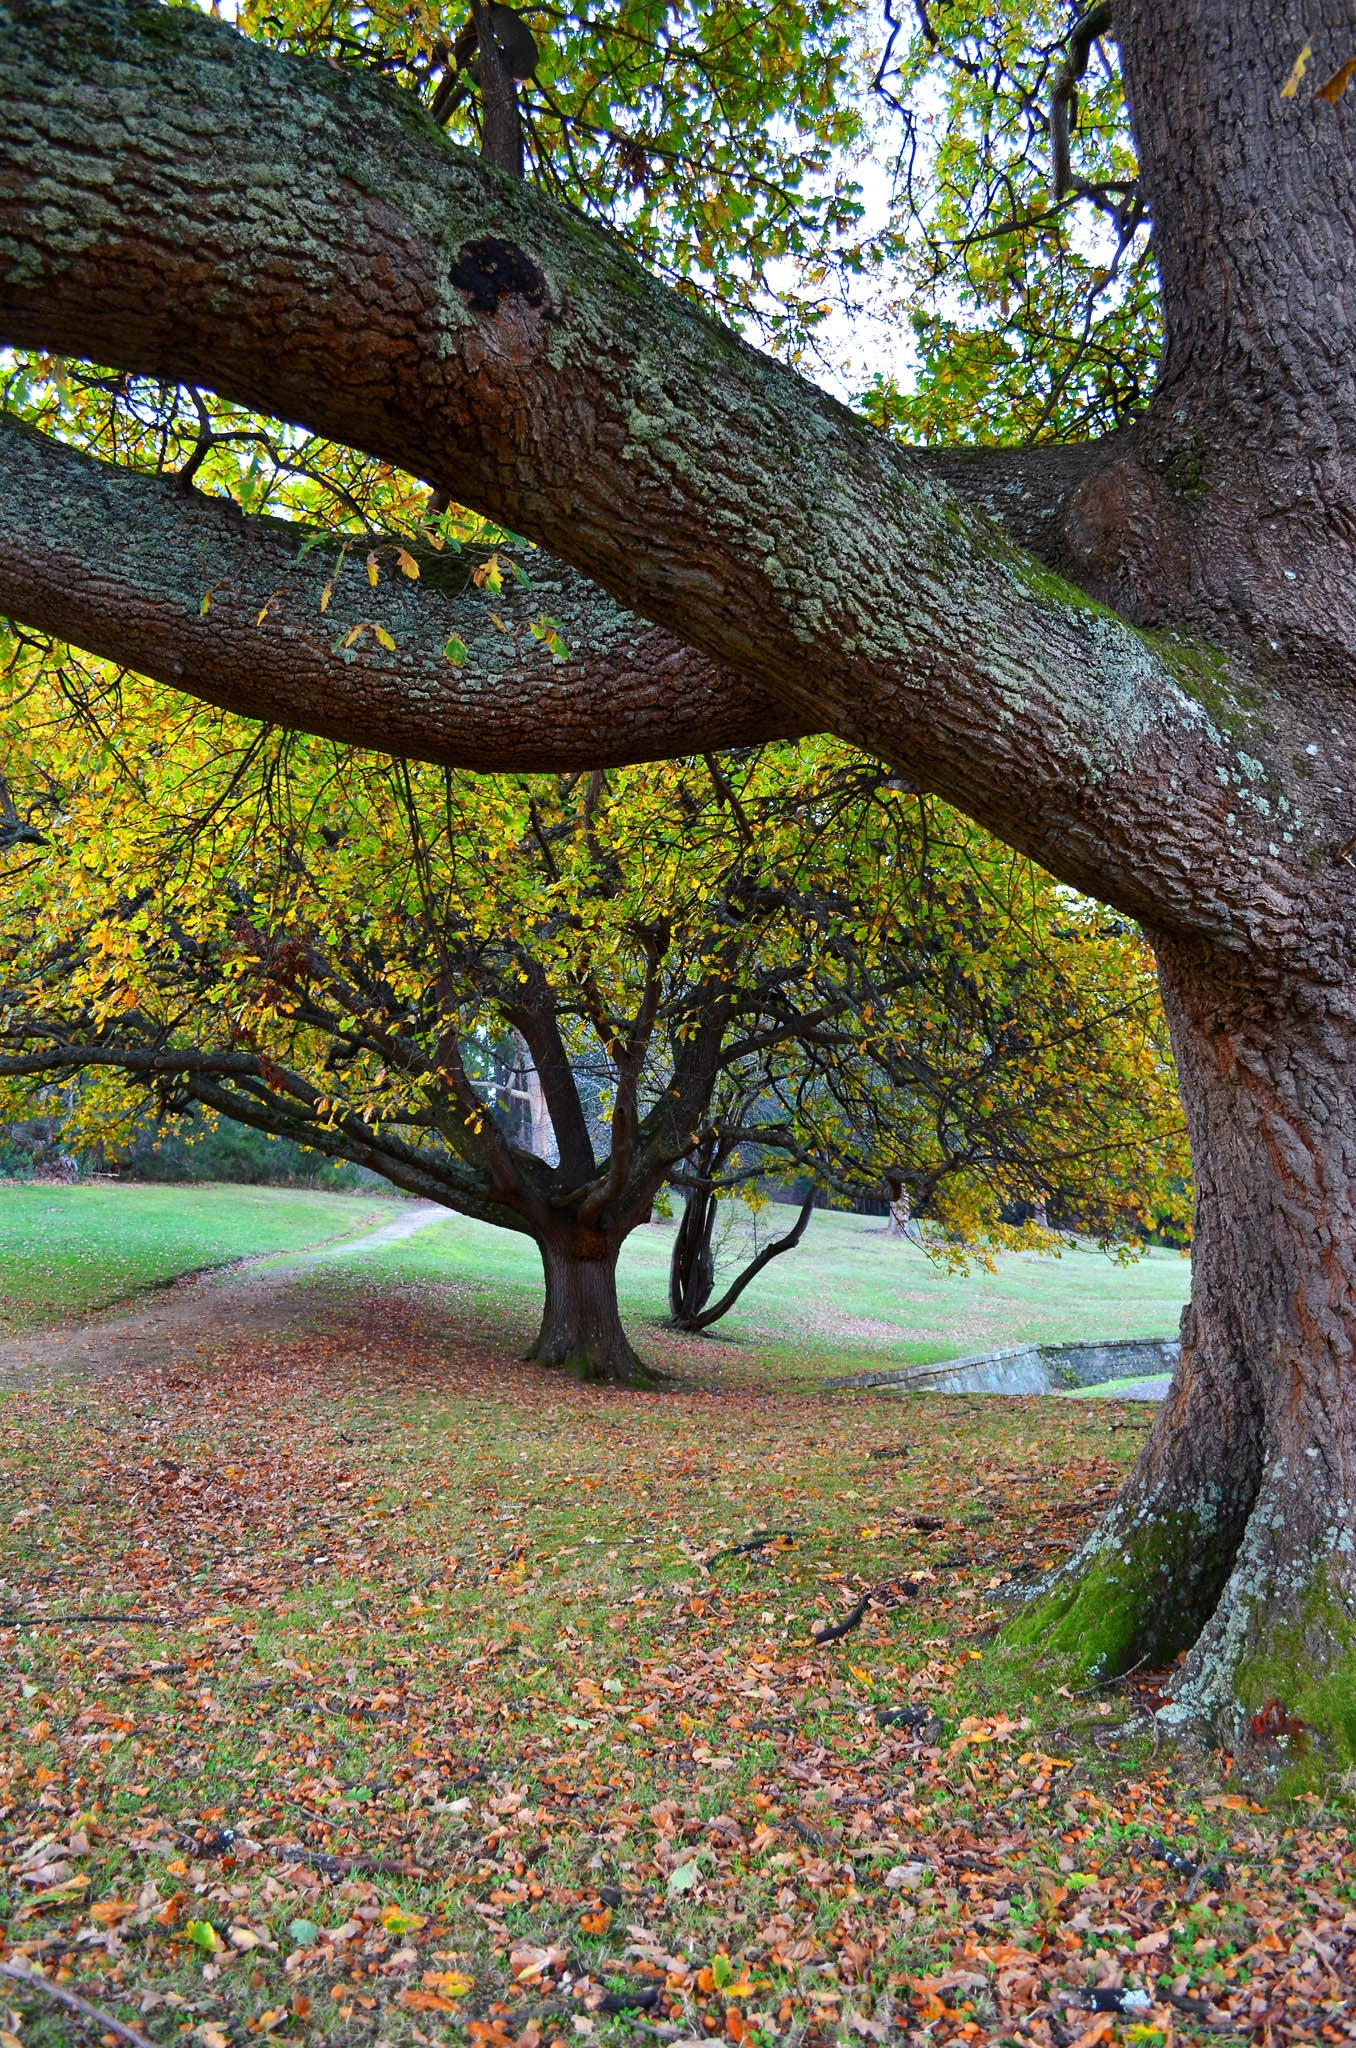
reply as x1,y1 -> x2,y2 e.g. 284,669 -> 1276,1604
0,1033 -> 534,1226
0,418 -> 802,769
0,0 -> 1348,952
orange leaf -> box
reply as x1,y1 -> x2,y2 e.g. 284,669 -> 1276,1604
1315,53 -> 1356,101
399,1989 -> 454,2014
90,1898 -> 133,1926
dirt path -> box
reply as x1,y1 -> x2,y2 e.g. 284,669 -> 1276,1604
0,1201 -> 449,1392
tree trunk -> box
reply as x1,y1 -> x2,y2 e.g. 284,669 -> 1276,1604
1003,935 -> 1356,1759
669,1187 -> 718,1325
883,1179 -> 922,1244
528,1234 -> 654,1386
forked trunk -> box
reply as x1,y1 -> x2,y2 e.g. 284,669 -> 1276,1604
669,1186 -> 718,1326
528,1233 -> 654,1387
1003,936 -> 1356,1761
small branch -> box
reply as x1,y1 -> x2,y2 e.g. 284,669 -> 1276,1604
269,1845 -> 430,1879
0,1958 -> 157,2048
1051,2 -> 1115,199
810,1590 -> 873,1643
809,1576 -> 923,1644
0,1609 -> 173,1626
1069,1652 -> 1149,1697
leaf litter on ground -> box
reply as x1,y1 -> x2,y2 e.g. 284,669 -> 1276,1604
0,1273 -> 1351,2046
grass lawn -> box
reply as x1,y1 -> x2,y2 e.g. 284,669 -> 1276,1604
0,1192 -> 1346,2047
0,1183 -> 400,1338
345,1206 -> 1192,1386
0,1267 -> 1348,2047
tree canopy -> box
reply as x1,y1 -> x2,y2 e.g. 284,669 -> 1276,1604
0,657 -> 1188,1376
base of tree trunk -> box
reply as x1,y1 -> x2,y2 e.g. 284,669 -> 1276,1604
989,943 -> 1356,1775
527,1237 -> 659,1388
993,1469 -> 1356,1777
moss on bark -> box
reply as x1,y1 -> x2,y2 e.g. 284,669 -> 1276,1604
992,1505 -> 1236,1695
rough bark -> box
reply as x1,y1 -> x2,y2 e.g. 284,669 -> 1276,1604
5,0 -> 1356,1753
0,417 -> 802,770
2,0 -> 1338,944
529,1234 -> 651,1385
1003,937 -> 1356,1757
470,0 -> 524,179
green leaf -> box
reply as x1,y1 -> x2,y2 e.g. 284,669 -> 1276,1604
185,1919 -> 221,1952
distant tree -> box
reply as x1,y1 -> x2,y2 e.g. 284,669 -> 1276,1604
0,688 -> 1186,1381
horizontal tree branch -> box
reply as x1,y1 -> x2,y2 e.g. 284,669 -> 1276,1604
0,0 -> 1335,949
0,419 -> 804,769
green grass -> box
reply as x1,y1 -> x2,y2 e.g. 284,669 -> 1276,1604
0,1182 -> 399,1336
345,1205 -> 1192,1385
0,1200 -> 1347,2048
0,1298 -> 1343,2048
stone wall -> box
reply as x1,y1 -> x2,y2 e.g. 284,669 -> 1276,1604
823,1335 -> 1180,1395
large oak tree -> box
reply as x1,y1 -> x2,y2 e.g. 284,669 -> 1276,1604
2,0 -> 1354,1754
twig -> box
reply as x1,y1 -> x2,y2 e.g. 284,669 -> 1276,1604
788,1814 -> 832,1851
0,1957 -> 157,2048
269,1844 -> 429,1878
810,1591 -> 872,1643
596,1987 -> 662,2013
705,1527 -> 806,1566
1070,1653 -> 1149,1697
809,1576 -> 922,1644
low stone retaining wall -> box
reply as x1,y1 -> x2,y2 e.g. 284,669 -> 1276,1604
823,1334 -> 1180,1396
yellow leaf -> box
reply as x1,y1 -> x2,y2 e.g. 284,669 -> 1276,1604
399,1989 -> 454,2013
421,1969 -> 473,1997
374,626 -> 396,651
366,551 -> 380,585
379,1903 -> 426,1935
1280,41 -> 1312,95
26,1874 -> 89,1903
319,580 -> 334,612
395,548 -> 421,579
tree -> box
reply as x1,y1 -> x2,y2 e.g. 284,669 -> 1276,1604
0,677 -> 1183,1378
661,883 -> 1189,1331
1,0 -> 1353,1743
